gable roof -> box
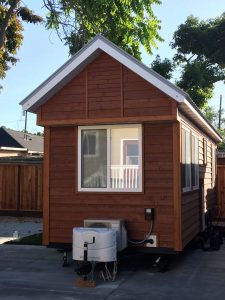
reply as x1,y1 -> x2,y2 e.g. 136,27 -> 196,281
20,35 -> 222,142
0,127 -> 43,153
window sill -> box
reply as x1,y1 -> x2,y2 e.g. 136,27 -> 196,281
76,189 -> 144,195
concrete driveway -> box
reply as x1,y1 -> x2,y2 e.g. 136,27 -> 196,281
0,243 -> 225,300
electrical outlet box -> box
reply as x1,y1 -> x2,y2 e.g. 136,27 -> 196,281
145,208 -> 154,220
146,235 -> 157,247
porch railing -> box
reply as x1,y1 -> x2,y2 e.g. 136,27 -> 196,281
111,165 -> 139,189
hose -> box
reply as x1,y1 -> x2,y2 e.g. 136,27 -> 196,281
128,220 -> 153,245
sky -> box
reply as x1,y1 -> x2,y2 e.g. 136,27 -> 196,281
0,0 -> 224,133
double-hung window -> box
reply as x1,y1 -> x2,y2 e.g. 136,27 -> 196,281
78,124 -> 142,192
191,134 -> 199,189
182,126 -> 199,192
182,127 -> 191,192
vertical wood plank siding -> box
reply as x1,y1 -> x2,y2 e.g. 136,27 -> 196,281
180,120 -> 216,248
48,123 -> 175,247
39,53 -> 174,123
0,164 -> 42,212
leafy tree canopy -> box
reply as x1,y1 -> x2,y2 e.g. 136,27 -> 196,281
0,0 -> 43,80
171,14 -> 225,68
151,54 -> 173,80
203,105 -> 225,151
151,13 -> 225,109
43,0 -> 162,60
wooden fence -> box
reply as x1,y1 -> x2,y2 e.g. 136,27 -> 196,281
217,163 -> 225,220
0,160 -> 43,216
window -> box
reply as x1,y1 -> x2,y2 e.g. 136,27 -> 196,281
203,138 -> 207,165
191,134 -> 199,189
78,124 -> 142,192
182,127 -> 191,192
182,126 -> 199,192
122,140 -> 139,165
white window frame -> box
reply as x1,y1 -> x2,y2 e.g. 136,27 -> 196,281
192,133 -> 199,190
78,124 -> 142,192
182,126 -> 191,192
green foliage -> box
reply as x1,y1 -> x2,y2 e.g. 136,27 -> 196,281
171,14 -> 225,68
170,14 -> 225,109
151,55 -> 174,80
44,0 -> 162,59
203,105 -> 225,150
0,0 -> 43,80
151,13 -> 225,110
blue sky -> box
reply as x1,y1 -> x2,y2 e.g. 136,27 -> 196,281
0,0 -> 224,133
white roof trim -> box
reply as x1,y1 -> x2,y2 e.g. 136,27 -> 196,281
97,39 -> 185,103
179,100 -> 222,142
20,35 -> 186,112
20,35 -> 220,142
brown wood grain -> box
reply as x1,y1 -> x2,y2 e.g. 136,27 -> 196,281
173,122 -> 182,251
0,164 -> 42,212
47,123 -> 175,249
43,127 -> 50,245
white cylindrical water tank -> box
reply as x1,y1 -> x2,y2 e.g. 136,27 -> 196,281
73,227 -> 117,262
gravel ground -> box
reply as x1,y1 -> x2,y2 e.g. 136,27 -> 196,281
0,216 -> 42,244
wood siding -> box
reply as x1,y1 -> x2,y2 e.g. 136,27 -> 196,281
217,165 -> 225,219
180,116 -> 217,248
0,163 -> 43,213
38,53 -> 175,125
38,52 -> 217,251
48,123 -> 176,249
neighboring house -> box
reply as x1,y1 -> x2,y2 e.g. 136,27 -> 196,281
0,127 -> 43,157
20,35 -> 221,253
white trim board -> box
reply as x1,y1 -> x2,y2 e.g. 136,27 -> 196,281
20,35 -> 186,113
19,35 -> 221,142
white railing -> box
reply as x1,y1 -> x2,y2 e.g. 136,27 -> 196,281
111,165 -> 139,189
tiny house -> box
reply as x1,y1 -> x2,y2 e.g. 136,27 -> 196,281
20,35 -> 221,252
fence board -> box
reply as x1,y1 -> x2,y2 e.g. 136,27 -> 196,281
0,163 -> 43,214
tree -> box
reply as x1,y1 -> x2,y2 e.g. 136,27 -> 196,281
171,14 -> 225,69
151,54 -> 174,80
171,14 -> 225,109
43,0 -> 162,60
203,105 -> 225,151
0,0 -> 43,80
151,13 -> 225,109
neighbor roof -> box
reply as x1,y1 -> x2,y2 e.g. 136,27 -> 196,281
0,127 -> 43,153
20,35 -> 222,142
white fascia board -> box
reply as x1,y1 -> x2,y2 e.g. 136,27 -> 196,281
182,99 -> 222,142
21,37 -> 186,112
0,147 -> 27,151
98,39 -> 186,103
21,40 -> 101,112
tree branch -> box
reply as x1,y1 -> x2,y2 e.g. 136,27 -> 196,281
0,0 -> 19,50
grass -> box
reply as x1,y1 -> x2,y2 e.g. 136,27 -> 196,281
5,233 -> 42,245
